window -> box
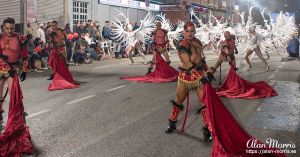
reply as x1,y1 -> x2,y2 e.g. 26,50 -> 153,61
73,1 -> 88,28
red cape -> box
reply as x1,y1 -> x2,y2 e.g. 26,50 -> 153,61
121,53 -> 178,83
216,66 -> 277,99
48,49 -> 79,91
48,73 -> 79,91
0,76 -> 33,157
203,84 -> 286,157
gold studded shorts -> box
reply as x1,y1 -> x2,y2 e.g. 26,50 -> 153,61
178,69 -> 205,90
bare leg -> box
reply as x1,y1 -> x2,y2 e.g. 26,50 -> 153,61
175,84 -> 189,106
0,79 -> 5,100
195,85 -> 206,125
135,43 -> 147,64
146,51 -> 156,74
7,77 -> 13,94
166,84 -> 189,133
127,46 -> 134,64
149,51 -> 156,68
245,48 -> 254,71
137,50 -> 147,64
254,48 -> 269,71
265,51 -> 270,60
212,55 -> 224,72
0,79 -> 5,112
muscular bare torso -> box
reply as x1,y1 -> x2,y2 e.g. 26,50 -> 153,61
0,35 -> 20,63
189,40 -> 204,65
51,29 -> 65,47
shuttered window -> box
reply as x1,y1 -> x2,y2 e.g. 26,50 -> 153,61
73,1 -> 88,26
0,0 -> 21,24
37,0 -> 64,24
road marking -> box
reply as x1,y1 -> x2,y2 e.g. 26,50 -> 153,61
281,62 -> 285,65
278,65 -> 282,68
106,85 -> 126,92
27,109 -> 51,118
95,65 -> 111,69
268,74 -> 275,80
268,80 -> 276,86
66,95 -> 95,105
257,107 -> 261,111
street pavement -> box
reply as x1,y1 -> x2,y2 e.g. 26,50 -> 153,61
0,50 -> 299,157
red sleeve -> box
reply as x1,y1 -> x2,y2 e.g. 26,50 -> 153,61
18,34 -> 28,72
0,35 -> 2,55
18,35 -> 28,60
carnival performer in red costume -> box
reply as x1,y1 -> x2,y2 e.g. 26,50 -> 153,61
0,17 -> 33,156
210,31 -> 237,72
211,31 -> 277,99
165,22 -> 214,141
121,22 -> 178,83
47,21 -> 79,91
166,22 -> 285,157
147,22 -> 171,74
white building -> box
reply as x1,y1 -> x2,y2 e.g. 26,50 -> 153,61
37,0 -> 160,30
0,0 -> 160,33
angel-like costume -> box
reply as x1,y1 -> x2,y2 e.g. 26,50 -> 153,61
244,26 -> 269,71
111,11 -> 152,65
126,28 -> 147,65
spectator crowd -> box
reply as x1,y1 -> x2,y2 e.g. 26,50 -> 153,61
12,20 -> 152,72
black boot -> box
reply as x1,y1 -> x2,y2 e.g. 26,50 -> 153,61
165,120 -> 177,134
47,74 -> 54,80
202,127 -> 213,142
146,67 -> 152,75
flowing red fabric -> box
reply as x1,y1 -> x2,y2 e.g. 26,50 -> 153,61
216,65 -> 277,99
0,76 -> 33,157
48,49 -> 79,91
203,84 -> 286,157
48,73 -> 79,91
121,53 -> 178,82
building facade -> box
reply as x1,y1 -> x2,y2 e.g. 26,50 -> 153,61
160,0 -> 236,24
38,0 -> 160,31
0,0 -> 24,33
0,0 -> 160,33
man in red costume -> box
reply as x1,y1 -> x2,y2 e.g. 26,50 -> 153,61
47,21 -> 67,80
47,21 -> 78,90
0,18 -> 29,114
165,22 -> 214,142
121,21 -> 178,83
0,17 -> 33,156
147,22 -> 170,74
211,32 -> 277,99
165,22 -> 285,157
210,31 -> 237,73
